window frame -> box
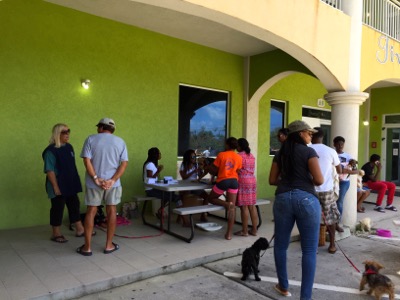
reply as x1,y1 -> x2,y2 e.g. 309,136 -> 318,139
178,83 -> 230,158
269,99 -> 287,156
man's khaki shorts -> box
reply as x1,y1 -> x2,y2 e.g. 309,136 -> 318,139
85,186 -> 122,206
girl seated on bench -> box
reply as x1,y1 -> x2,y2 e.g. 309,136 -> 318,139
143,147 -> 181,218
179,149 -> 209,225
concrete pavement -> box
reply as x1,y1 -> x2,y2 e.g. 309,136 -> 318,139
0,194 -> 399,299
76,200 -> 400,300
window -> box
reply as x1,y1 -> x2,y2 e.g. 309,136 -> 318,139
270,100 -> 286,155
302,107 -> 331,120
385,114 -> 400,124
178,85 -> 228,157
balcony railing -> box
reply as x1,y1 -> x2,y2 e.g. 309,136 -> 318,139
322,0 -> 400,42
320,0 -> 342,10
363,0 -> 400,42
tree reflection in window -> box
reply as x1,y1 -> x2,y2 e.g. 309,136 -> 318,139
178,85 -> 228,157
270,100 -> 286,155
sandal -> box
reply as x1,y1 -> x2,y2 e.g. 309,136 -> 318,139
51,235 -> 68,243
385,205 -> 398,212
274,284 -> 292,297
328,246 -> 337,254
357,208 -> 365,213
76,245 -> 92,256
374,206 -> 386,213
104,242 -> 119,254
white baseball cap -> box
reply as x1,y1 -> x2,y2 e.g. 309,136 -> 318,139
96,118 -> 116,129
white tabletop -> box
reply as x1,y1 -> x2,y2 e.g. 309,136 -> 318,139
145,180 -> 213,192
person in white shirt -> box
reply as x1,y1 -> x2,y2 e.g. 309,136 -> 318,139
333,136 -> 358,232
310,128 -> 342,254
179,149 -> 208,224
143,147 -> 181,219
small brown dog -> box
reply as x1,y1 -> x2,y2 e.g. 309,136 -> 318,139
360,260 -> 395,300
348,159 -> 358,170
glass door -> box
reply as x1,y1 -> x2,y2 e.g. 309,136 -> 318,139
386,128 -> 400,184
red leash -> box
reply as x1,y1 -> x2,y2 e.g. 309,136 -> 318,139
321,213 -> 361,273
96,207 -> 165,239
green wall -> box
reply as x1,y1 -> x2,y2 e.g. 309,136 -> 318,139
255,74 -> 328,198
0,0 -> 244,229
249,50 -> 313,99
368,87 -> 400,160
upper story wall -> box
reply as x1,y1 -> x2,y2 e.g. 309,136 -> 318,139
360,25 -> 400,91
178,0 -> 352,91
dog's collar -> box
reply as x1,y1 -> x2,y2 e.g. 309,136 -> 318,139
363,269 -> 377,275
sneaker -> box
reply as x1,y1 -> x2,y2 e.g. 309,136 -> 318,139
374,206 -> 386,213
274,284 -> 292,297
385,205 -> 398,211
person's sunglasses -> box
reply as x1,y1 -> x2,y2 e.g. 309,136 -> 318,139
191,155 -> 196,159
61,129 -> 71,135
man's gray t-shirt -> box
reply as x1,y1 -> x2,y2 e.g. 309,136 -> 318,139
80,133 -> 128,189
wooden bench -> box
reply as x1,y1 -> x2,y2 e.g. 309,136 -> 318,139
172,199 -> 271,242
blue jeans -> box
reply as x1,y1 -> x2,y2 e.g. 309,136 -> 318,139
273,189 -> 321,300
337,180 -> 350,216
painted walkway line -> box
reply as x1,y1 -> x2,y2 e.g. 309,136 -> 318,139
369,235 -> 400,241
223,271 -> 400,299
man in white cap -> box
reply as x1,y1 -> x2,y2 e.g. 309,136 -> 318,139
77,118 -> 128,256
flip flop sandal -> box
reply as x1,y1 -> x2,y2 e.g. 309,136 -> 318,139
51,235 -> 68,243
374,206 -> 386,213
104,242 -> 119,254
385,206 -> 398,211
328,247 -> 337,254
76,245 -> 92,256
274,284 -> 292,297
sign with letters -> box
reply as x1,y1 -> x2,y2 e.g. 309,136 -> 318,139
376,35 -> 400,65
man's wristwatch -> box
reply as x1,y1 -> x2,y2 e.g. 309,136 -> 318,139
93,175 -> 98,180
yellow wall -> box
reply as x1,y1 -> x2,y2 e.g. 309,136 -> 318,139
361,26 -> 400,91
182,0 -> 352,90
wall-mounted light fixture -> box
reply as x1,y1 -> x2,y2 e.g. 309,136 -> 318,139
363,120 -> 369,126
81,79 -> 90,89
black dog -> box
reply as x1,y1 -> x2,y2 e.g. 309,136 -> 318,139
241,237 -> 270,281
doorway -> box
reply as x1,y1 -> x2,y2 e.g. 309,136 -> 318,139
385,128 -> 400,185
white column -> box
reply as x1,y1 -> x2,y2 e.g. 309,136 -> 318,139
342,0 -> 363,91
325,91 -> 369,228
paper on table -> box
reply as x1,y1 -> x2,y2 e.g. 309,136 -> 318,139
146,178 -> 156,184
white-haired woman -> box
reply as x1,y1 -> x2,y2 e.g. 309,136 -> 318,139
42,124 -> 86,243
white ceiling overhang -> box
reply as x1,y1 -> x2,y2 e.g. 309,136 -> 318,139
45,0 -> 276,56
